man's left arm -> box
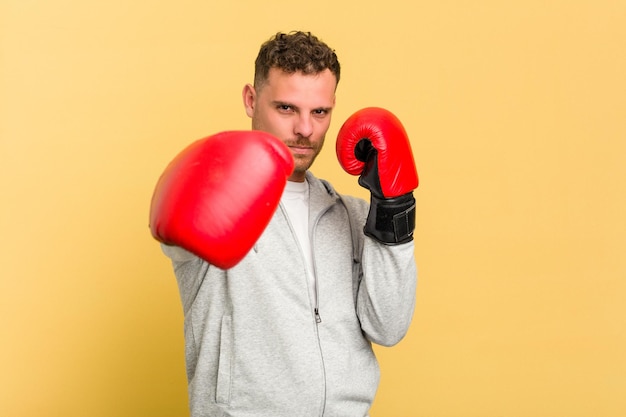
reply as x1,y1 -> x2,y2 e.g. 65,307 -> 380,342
336,106 -> 420,346
358,238 -> 417,346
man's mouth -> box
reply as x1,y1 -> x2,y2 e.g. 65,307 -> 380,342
289,145 -> 313,156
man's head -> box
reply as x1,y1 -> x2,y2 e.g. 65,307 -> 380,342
243,31 -> 341,182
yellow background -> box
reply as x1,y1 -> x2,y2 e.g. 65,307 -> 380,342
2,0 -> 625,416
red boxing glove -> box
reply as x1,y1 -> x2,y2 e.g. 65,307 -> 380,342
336,107 -> 418,244
149,131 -> 294,269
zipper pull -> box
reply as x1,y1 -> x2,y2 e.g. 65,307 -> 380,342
314,308 -> 322,323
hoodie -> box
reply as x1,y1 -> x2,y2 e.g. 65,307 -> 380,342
162,172 -> 417,417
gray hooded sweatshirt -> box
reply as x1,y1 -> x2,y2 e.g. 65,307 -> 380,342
162,172 -> 417,417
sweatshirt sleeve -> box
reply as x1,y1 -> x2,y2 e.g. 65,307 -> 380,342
161,243 -> 197,262
341,195 -> 417,347
160,243 -> 209,314
357,238 -> 417,346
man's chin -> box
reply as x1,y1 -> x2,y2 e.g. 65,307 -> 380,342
289,161 -> 313,180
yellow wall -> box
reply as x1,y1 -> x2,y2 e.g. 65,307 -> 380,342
2,1 -> 625,416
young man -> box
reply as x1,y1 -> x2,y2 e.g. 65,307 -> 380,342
152,31 -> 418,417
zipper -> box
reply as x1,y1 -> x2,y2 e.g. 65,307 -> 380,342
279,191 -> 334,417
310,203 -> 333,417
309,203 -> 333,325
278,203 -> 323,324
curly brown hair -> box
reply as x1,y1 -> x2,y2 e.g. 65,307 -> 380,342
254,31 -> 341,89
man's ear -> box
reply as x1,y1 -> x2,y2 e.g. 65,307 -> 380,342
242,84 -> 256,118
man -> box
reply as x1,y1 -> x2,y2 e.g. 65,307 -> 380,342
150,31 -> 418,417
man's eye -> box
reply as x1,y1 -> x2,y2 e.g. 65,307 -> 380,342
313,109 -> 328,117
278,105 -> 292,112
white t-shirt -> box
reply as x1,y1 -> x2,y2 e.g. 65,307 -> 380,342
281,180 -> 316,306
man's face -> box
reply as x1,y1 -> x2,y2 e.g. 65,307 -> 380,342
243,67 -> 337,182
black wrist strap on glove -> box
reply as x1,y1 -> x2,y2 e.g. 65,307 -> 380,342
365,192 -> 416,245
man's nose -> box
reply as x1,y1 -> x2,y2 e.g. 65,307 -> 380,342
294,114 -> 313,138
